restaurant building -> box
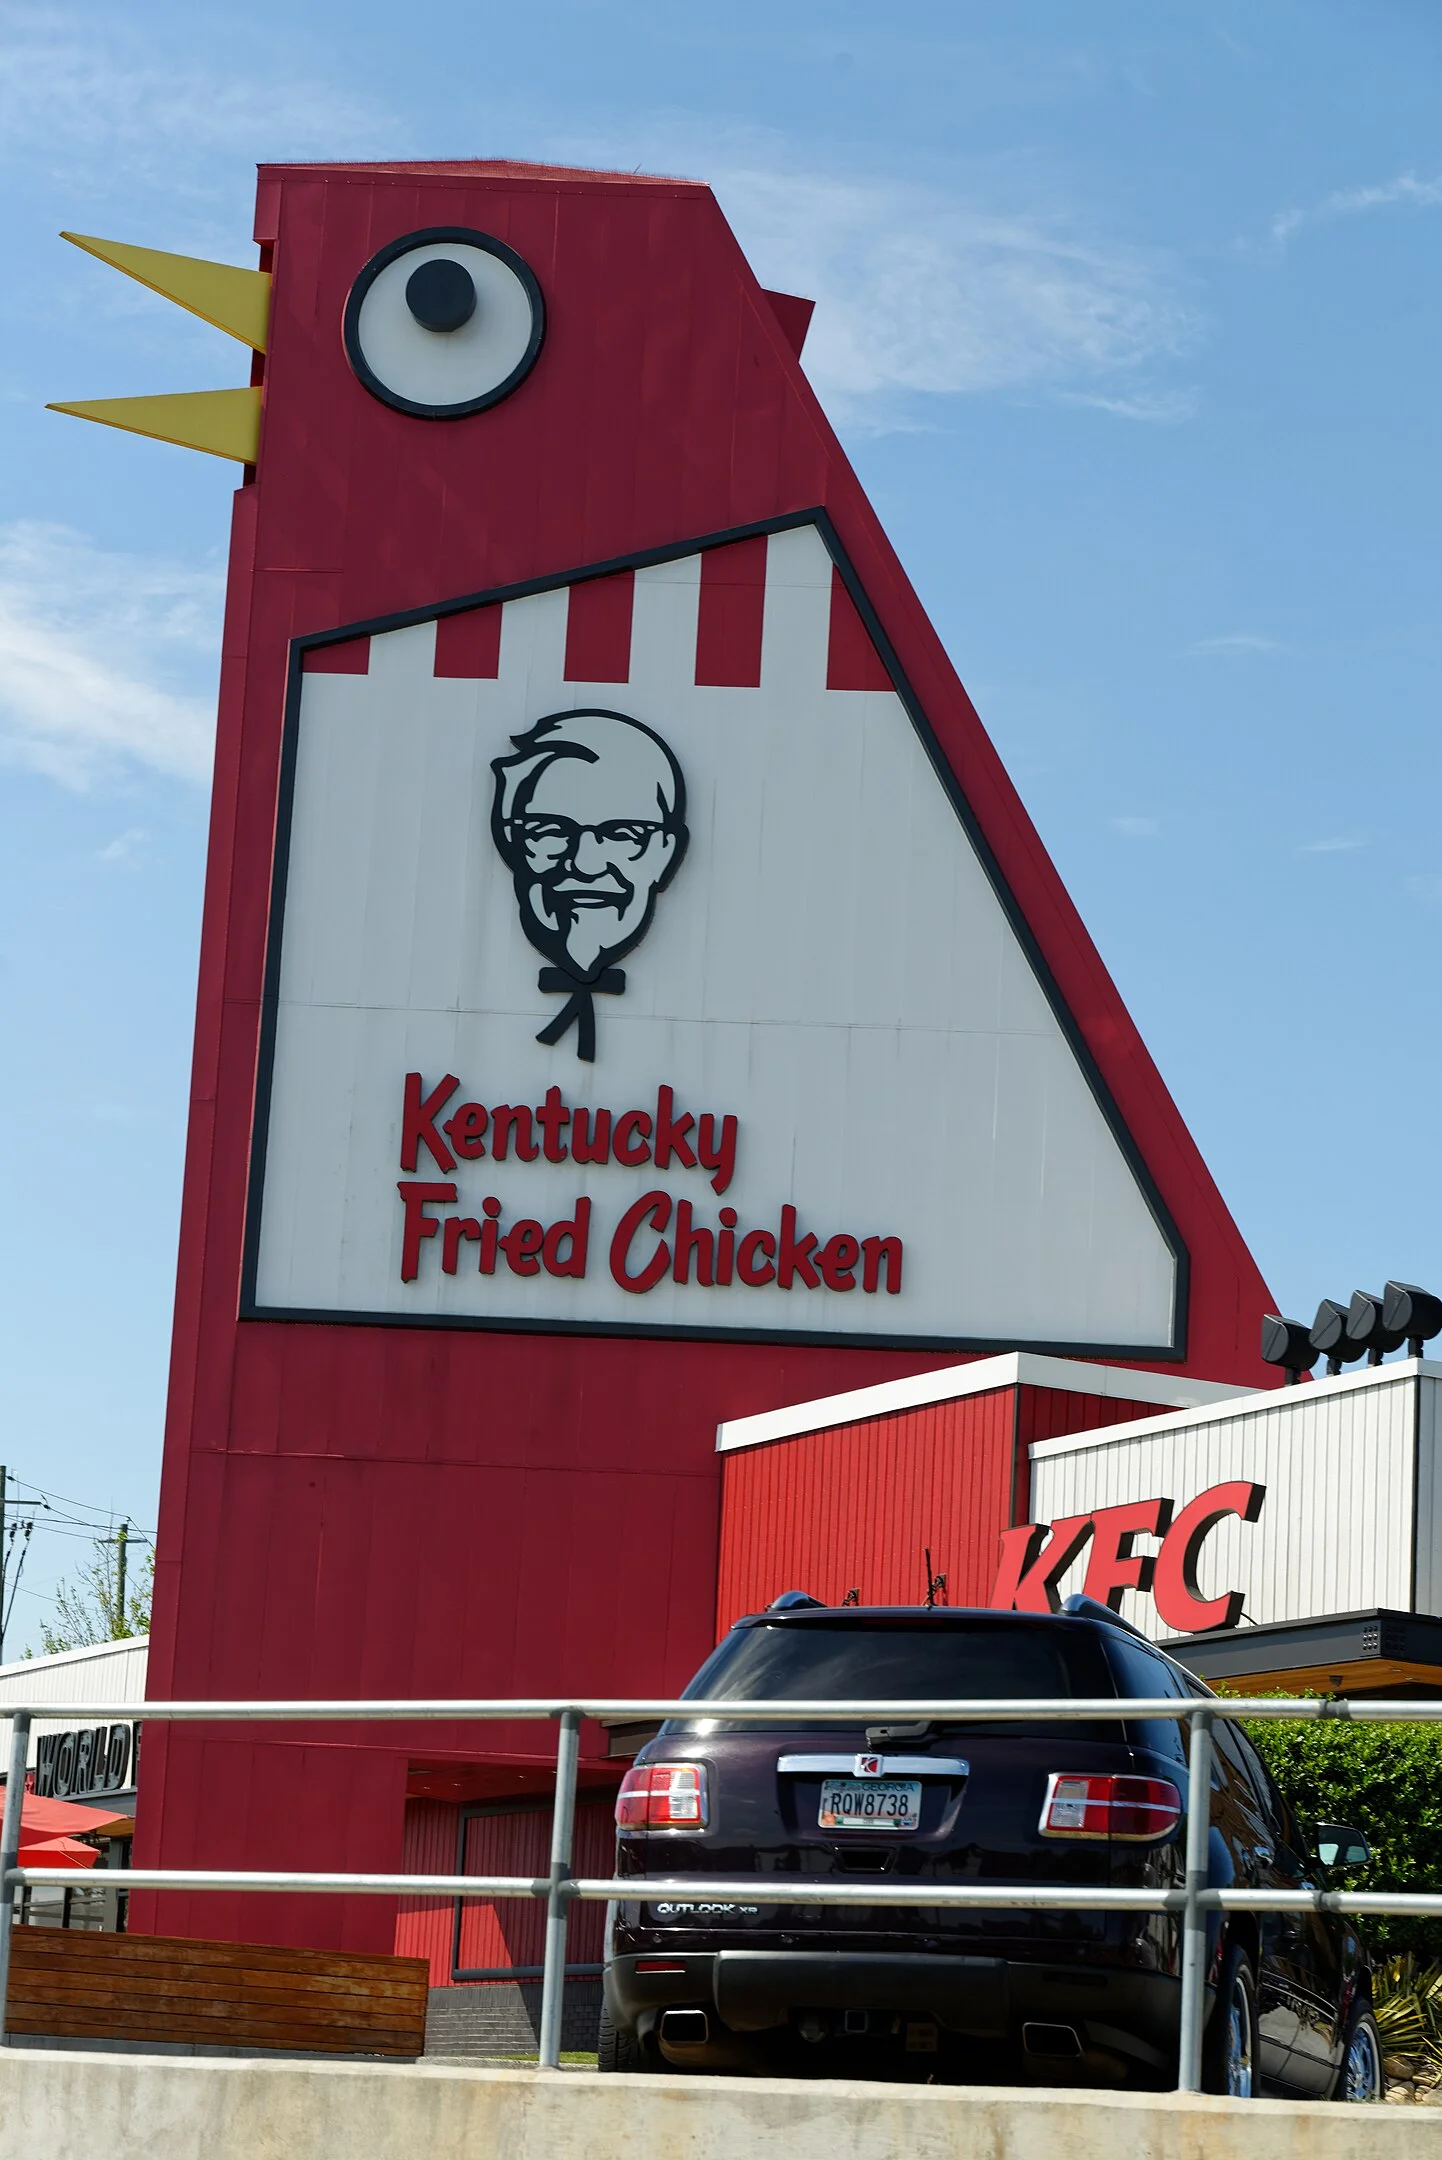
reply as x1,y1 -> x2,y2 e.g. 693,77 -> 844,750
0,1637 -> 147,1932
717,1354 -> 1442,1697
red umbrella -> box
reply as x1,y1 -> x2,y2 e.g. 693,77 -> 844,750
18,1829 -> 99,1870
20,1793 -> 125,1841
11,1791 -> 122,1870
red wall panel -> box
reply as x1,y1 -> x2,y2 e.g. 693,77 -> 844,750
716,1384 -> 1191,1631
717,1389 -> 1017,1626
130,1734 -> 409,1952
1012,1390 -> 1168,1525
434,604 -> 503,679
394,1795 -> 616,1985
826,565 -> 892,690
454,1802 -> 613,1978
394,1797 -> 455,1979
563,568 -> 635,681
695,534 -> 768,687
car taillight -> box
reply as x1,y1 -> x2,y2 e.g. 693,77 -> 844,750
615,1763 -> 709,1830
1039,1773 -> 1182,1842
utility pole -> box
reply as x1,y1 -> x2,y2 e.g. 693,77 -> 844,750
115,1519 -> 128,1633
0,1465 -> 7,1665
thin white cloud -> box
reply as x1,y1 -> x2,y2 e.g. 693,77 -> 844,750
0,523 -> 221,786
1268,209 -> 1307,247
1111,815 -> 1160,838
97,827 -> 149,865
1185,632 -> 1284,657
1062,386 -> 1199,425
554,123 -> 1196,428
1270,173 -> 1442,248
1298,836 -> 1368,855
716,164 -> 1195,425
0,12 -> 397,200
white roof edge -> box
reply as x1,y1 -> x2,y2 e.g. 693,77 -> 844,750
0,1634 -> 149,1683
1027,1356 -> 1442,1464
715,1352 -> 1250,1456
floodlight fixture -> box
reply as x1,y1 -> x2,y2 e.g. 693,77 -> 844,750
1344,1289 -> 1407,1367
1382,1282 -> 1442,1359
1309,1297 -> 1366,1378
1260,1314 -> 1318,1384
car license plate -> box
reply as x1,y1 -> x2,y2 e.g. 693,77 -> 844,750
818,1777 -> 923,1831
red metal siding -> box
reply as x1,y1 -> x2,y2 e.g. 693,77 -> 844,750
454,1803 -> 613,1978
393,1796 -> 615,1985
394,1798 -> 455,1980
1013,1390 -> 1170,1526
716,1389 -> 1017,1627
717,1385 -> 1193,1633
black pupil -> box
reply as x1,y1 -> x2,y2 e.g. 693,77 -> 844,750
405,259 -> 477,333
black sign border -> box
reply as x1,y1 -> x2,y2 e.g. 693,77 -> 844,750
240,509 -> 1189,1360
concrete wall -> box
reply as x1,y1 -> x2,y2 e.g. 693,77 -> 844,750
0,2052 -> 1431,2160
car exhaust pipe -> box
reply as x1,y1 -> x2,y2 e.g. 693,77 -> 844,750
1022,2021 -> 1083,2059
659,2009 -> 710,2047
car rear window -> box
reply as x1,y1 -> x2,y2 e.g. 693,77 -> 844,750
1102,1634 -> 1197,1764
666,1619 -> 1114,1734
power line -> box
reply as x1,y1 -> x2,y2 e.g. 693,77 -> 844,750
10,1497 -> 153,1534
3,1475 -> 147,1516
1,1486 -> 155,1537
1,1479 -> 155,1541
0,1510 -> 154,1545
1,1454 -> 152,1594
0,1465 -> 155,1661
20,1524 -> 152,1545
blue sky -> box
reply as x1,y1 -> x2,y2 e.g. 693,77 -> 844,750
2,0 -> 1440,1644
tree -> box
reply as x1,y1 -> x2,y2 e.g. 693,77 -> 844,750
37,1535 -> 152,1654
1244,1705 -> 1442,1962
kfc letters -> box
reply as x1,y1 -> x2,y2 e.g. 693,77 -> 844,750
991,1481 -> 1268,1631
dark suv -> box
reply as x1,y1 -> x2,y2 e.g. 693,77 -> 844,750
600,1599 -> 1380,2098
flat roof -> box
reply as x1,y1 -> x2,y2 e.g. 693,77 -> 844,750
1026,1354 -> 1442,1464
715,1351 -> 1248,1455
1167,1606 -> 1442,1696
0,1634 -> 148,1684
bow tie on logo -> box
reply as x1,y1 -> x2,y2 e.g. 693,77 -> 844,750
535,966 -> 626,1063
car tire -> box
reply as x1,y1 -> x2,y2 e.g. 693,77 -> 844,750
1202,1942 -> 1258,2098
597,2001 -> 651,2073
1336,2001 -> 1383,2103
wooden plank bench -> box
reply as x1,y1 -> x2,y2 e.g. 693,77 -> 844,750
4,1929 -> 429,2056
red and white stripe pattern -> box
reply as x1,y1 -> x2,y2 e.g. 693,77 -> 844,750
302,530 -> 892,694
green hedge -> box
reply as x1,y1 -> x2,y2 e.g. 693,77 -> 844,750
1242,1709 -> 1442,1960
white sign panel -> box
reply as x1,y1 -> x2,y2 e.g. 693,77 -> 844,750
245,519 -> 1180,1349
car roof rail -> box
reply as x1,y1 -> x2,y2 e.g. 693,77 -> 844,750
766,1589 -> 828,1611
1060,1592 -> 1152,1641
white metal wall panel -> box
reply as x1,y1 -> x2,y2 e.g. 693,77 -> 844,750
1029,1372 -> 1418,1639
0,1635 -> 147,1772
1412,1374 -> 1442,1616
250,523 -> 1177,1347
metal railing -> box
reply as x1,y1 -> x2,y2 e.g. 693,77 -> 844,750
4,1690 -> 1442,2083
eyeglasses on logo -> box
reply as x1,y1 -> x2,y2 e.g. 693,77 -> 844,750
491,708 -> 688,1061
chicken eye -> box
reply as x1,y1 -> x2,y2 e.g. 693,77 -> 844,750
343,227 -> 544,419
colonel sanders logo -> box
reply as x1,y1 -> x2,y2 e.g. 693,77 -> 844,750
491,708 -> 689,1060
